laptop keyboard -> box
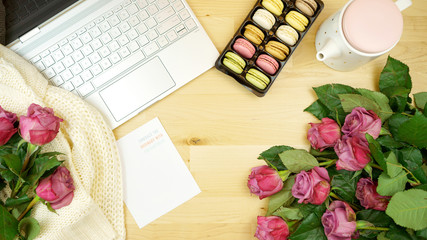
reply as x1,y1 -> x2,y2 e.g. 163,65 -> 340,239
5,0 -> 50,25
29,0 -> 198,98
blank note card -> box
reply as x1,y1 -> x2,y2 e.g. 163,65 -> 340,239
117,117 -> 201,228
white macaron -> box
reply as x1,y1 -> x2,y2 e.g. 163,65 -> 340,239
253,9 -> 276,30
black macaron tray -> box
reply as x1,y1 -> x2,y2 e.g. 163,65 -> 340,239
215,0 -> 324,97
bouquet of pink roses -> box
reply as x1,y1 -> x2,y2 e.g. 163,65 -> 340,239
247,57 -> 427,240
0,103 -> 74,240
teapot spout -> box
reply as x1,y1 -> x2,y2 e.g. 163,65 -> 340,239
316,39 -> 341,62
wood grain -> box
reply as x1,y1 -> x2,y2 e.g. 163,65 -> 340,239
117,0 -> 427,239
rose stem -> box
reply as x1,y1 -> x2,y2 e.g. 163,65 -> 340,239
369,163 -> 383,170
319,160 -> 336,167
17,196 -> 40,221
357,226 -> 389,231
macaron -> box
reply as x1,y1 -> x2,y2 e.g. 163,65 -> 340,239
256,54 -> 279,75
233,38 -> 256,59
253,9 -> 276,30
285,11 -> 309,32
246,68 -> 270,90
276,25 -> 299,46
262,0 -> 285,16
295,0 -> 318,16
223,52 -> 246,74
243,24 -> 265,45
265,41 -> 289,60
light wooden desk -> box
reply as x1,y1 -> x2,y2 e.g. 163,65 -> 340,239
115,0 -> 427,239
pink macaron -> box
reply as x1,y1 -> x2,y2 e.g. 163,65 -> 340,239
233,38 -> 256,59
256,54 -> 279,75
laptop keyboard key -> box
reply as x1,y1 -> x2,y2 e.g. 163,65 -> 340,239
72,76 -> 84,87
78,82 -> 95,97
42,56 -> 55,67
143,42 -> 159,56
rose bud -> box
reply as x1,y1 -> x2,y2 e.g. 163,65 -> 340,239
292,166 -> 330,205
19,103 -> 63,146
248,165 -> 283,200
322,201 -> 357,240
36,166 -> 75,209
342,107 -> 381,139
307,118 -> 341,151
0,106 -> 18,146
334,135 -> 371,171
356,178 -> 390,211
255,216 -> 289,240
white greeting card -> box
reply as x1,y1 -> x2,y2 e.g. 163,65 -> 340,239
117,117 -> 201,228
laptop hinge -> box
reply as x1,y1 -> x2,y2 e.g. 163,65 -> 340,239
19,27 -> 41,43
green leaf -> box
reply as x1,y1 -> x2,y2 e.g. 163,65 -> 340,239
0,204 -> 19,240
26,156 -> 61,187
339,93 -> 381,114
258,146 -> 293,171
385,152 -> 403,178
289,204 -> 327,240
377,135 -> 404,149
397,112 -> 427,148
304,100 -> 331,121
378,231 -> 390,240
279,149 -> 319,173
416,228 -> 427,239
398,147 -> 427,184
377,171 -> 407,196
386,224 -> 418,240
18,217 -> 40,240
357,88 -> 394,122
386,189 -> 427,230
414,92 -> 427,110
313,84 -> 358,124
388,114 -> 410,141
0,166 -> 16,182
3,154 -> 23,176
366,135 -> 388,173
379,56 -> 412,95
272,207 -> 303,221
267,175 -> 295,215
331,170 -> 361,203
357,209 -> 393,238
5,195 -> 31,208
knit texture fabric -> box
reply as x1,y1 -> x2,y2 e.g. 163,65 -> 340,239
0,44 -> 125,240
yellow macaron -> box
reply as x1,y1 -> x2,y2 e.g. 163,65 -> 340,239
262,0 -> 284,16
265,41 -> 289,60
285,11 -> 309,32
244,24 -> 265,45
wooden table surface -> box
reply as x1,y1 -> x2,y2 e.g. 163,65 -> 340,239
115,0 -> 427,239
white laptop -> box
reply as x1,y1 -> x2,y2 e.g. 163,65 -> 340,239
6,0 -> 219,129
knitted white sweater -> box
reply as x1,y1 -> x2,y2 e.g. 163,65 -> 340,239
0,45 -> 125,239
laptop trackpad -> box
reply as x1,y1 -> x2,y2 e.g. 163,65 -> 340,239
99,57 -> 175,121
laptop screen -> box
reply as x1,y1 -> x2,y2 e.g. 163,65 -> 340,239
4,0 -> 78,44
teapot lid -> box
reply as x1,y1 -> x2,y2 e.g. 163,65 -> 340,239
342,0 -> 403,53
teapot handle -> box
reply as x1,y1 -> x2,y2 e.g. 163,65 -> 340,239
395,0 -> 412,11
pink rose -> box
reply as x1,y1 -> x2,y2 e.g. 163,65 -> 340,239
321,201 -> 357,240
255,216 -> 289,240
335,136 -> 371,171
307,118 -> 341,151
0,106 -> 18,146
248,165 -> 283,200
356,178 -> 390,211
342,107 -> 381,139
36,166 -> 75,209
292,166 -> 330,205
19,103 -> 63,146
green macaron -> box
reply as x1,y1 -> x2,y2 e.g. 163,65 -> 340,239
223,52 -> 246,74
246,68 -> 270,90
